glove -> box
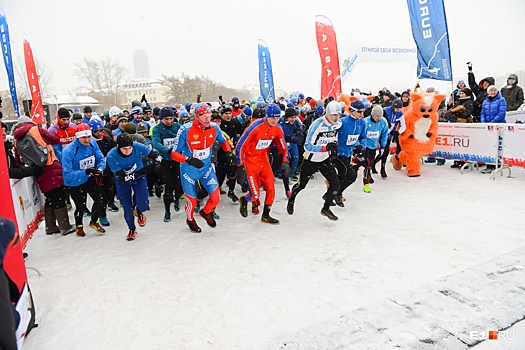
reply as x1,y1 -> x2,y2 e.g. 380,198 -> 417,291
281,162 -> 291,178
225,151 -> 236,165
154,156 -> 163,165
378,148 -> 385,157
86,168 -> 103,176
467,62 -> 472,71
219,95 -> 223,103
141,94 -> 147,103
325,142 -> 338,157
32,165 -> 44,177
186,156 -> 204,169
353,145 -> 363,156
390,129 -> 399,137
115,170 -> 136,183
236,165 -> 246,185
285,136 -> 292,143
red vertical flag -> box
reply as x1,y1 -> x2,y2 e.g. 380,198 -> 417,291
315,15 -> 342,100
23,38 -> 45,124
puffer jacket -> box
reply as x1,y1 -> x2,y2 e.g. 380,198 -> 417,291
480,92 -> 507,123
450,96 -> 474,123
12,122 -> 64,193
501,74 -> 524,111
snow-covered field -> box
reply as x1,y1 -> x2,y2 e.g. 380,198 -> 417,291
21,161 -> 525,350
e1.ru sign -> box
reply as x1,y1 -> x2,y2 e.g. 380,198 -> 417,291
470,330 -> 515,341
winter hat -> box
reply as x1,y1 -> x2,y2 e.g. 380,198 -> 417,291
252,108 -> 266,119
286,102 -> 294,109
221,106 -> 232,114
131,106 -> 143,115
326,100 -> 342,115
75,123 -> 92,138
153,107 -> 161,116
72,113 -> 83,121
178,108 -> 190,118
457,79 -> 465,86
0,216 -> 17,262
194,103 -> 212,117
57,108 -> 71,119
256,101 -> 265,108
159,107 -> 174,120
302,104 -> 311,113
371,95 -> 382,105
285,107 -> 297,118
309,98 -> 317,109
487,85 -> 498,93
136,122 -> 148,133
461,88 -> 473,97
243,107 -> 253,117
371,105 -> 384,117
117,132 -> 134,149
83,106 -> 92,113
315,105 -> 325,115
117,114 -> 128,124
123,122 -> 137,134
109,106 -> 121,117
17,116 -> 33,125
88,118 -> 104,131
142,106 -> 152,114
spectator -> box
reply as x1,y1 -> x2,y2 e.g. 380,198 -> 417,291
467,62 -> 495,120
448,88 -> 474,168
450,80 -> 466,106
480,85 -> 507,173
500,74 -> 524,111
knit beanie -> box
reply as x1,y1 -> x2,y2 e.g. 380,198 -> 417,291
371,105 -> 383,117
159,107 -> 174,120
123,123 -> 137,134
117,133 -> 134,149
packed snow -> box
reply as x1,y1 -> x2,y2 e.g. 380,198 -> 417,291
20,161 -> 525,349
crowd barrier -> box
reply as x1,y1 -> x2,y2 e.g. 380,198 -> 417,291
10,176 -> 44,248
430,122 -> 525,180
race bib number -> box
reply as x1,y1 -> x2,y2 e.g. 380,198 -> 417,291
124,173 -> 135,182
79,155 -> 95,170
163,138 -> 175,148
316,137 -> 333,146
367,130 -> 379,139
256,139 -> 272,150
192,147 -> 210,160
346,135 -> 359,146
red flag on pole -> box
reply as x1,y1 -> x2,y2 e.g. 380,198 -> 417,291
315,15 -> 342,100
23,38 -> 45,124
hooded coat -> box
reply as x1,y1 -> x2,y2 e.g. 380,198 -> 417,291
468,72 -> 495,117
500,74 -> 524,111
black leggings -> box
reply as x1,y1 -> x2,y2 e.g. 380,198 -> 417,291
334,156 -> 357,196
290,158 -> 339,210
69,177 -> 105,225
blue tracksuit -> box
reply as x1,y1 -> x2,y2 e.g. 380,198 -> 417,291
384,106 -> 403,140
106,142 -> 152,230
62,138 -> 106,187
364,116 -> 389,150
337,116 -> 367,157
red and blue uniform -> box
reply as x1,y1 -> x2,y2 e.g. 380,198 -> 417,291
235,118 -> 288,205
172,119 -> 231,220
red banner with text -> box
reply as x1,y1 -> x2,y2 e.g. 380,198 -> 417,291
23,38 -> 45,124
315,15 -> 342,100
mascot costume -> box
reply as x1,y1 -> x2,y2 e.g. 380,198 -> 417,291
392,93 -> 445,177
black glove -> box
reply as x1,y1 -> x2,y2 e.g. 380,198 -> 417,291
285,136 -> 292,143
281,162 -> 291,178
141,94 -> 147,103
390,130 -> 399,137
186,157 -> 204,169
32,165 -> 44,177
326,142 -> 338,157
467,62 -> 472,71
236,165 -> 246,185
147,151 -> 162,165
115,170 -> 135,183
353,145 -> 363,156
86,168 -> 103,176
225,151 -> 236,165
219,95 -> 223,103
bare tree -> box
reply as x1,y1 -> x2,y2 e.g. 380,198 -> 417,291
15,56 -> 54,99
75,58 -> 128,108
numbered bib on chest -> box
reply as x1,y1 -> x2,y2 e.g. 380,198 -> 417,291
317,137 -> 333,146
255,139 -> 272,150
192,147 -> 210,160
79,155 -> 95,170
163,138 -> 175,148
346,135 -> 359,146
367,130 -> 379,139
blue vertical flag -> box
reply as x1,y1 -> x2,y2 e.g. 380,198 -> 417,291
406,0 -> 452,81
257,39 -> 275,103
0,7 -> 20,117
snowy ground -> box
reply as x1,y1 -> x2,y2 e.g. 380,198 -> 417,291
20,160 -> 525,350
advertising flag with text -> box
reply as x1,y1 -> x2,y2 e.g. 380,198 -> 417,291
257,39 -> 276,103
0,7 -> 21,118
315,15 -> 342,100
406,0 -> 452,81
24,39 -> 46,124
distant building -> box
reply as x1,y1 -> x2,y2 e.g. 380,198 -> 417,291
121,78 -> 169,107
133,50 -> 150,79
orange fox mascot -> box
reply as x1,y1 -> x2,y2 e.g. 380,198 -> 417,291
392,93 -> 445,177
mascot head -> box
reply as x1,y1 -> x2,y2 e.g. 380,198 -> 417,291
409,93 -> 446,120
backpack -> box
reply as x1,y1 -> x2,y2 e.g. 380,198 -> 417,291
15,126 -> 51,167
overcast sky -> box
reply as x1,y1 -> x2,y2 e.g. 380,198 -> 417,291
1,0 -> 524,99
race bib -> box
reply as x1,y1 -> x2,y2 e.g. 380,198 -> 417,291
367,130 -> 379,139
346,135 -> 359,145
255,139 -> 272,150
79,155 -> 95,170
192,147 -> 210,160
163,138 -> 175,148
316,137 -> 333,146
